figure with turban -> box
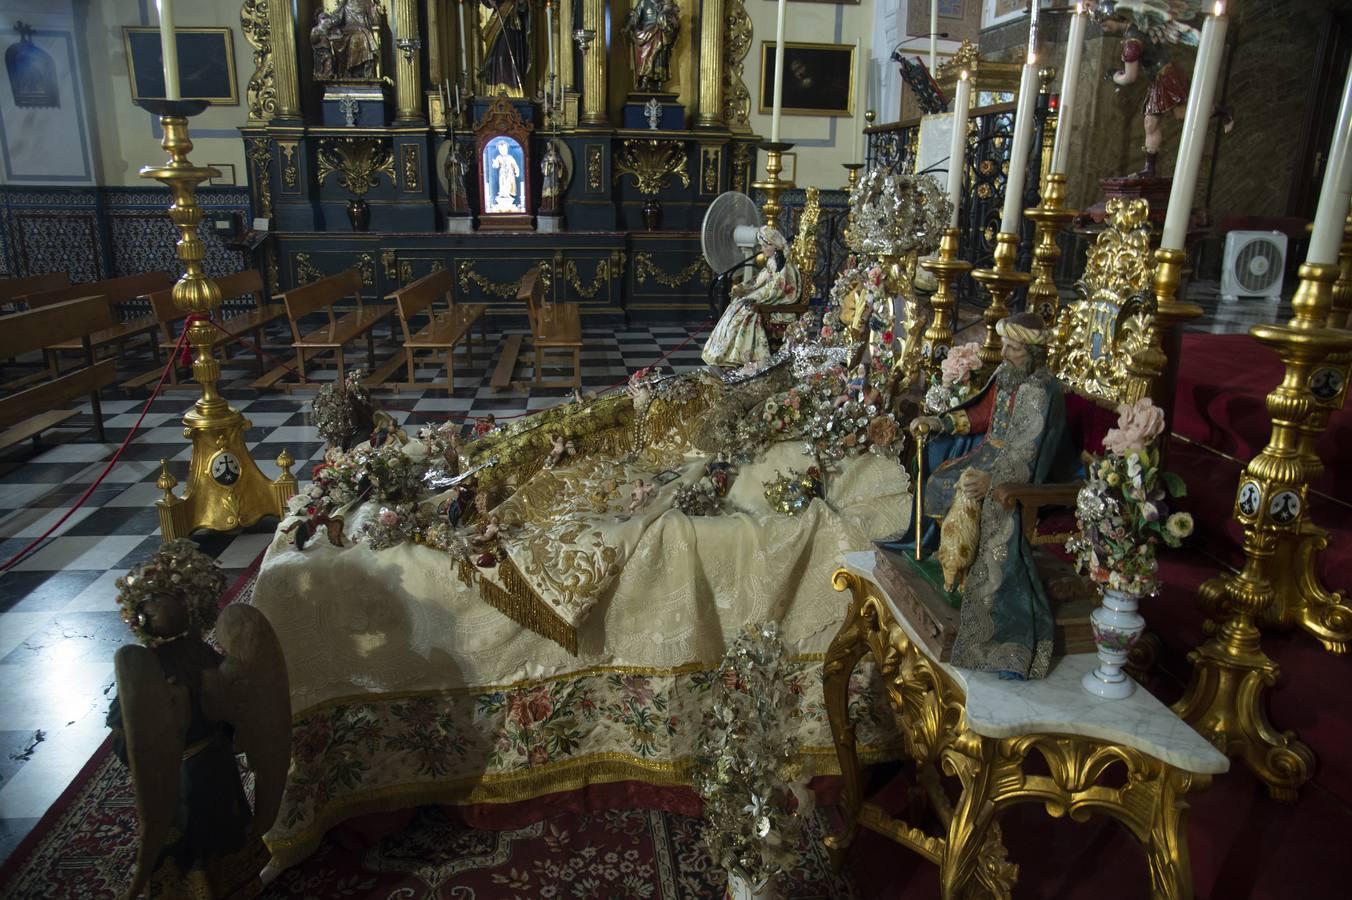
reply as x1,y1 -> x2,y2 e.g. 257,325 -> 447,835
702,226 -> 803,369
880,312 -> 1078,680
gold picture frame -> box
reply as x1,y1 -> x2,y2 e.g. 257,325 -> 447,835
757,41 -> 856,117
123,27 -> 239,105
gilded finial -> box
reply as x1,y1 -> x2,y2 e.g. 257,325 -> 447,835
864,110 -> 876,126
157,459 -> 179,500
276,447 -> 295,476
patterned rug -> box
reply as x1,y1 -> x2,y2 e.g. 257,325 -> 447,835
0,562 -> 857,900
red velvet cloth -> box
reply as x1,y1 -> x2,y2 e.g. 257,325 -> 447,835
1064,391 -> 1117,457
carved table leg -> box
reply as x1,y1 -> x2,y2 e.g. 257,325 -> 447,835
940,741 -> 1012,900
1144,769 -> 1209,900
824,570 -> 871,855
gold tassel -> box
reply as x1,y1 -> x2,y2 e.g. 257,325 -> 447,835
476,554 -> 579,655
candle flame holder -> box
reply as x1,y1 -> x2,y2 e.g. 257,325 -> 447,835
1024,173 -> 1077,325
970,232 -> 1031,368
137,100 -> 296,539
753,141 -> 795,227
841,162 -> 863,194
918,227 -> 974,382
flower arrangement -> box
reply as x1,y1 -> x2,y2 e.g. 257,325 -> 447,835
760,388 -> 806,436
1068,398 -> 1193,596
693,623 -> 805,894
361,502 -> 423,551
924,341 -> 984,413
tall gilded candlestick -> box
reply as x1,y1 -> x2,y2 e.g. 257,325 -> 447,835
971,232 -> 1032,369
919,228 -> 973,379
138,100 -> 296,540
754,141 -> 795,226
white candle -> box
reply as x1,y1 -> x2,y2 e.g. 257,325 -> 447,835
546,0 -> 556,97
1000,57 -> 1039,234
771,0 -> 787,143
156,0 -> 180,101
1306,60 -> 1352,264
852,39 -> 865,160
457,0 -> 469,86
1161,3 -> 1228,251
1050,5 -> 1087,175
1027,0 -> 1040,61
929,0 -> 938,72
947,70 -> 971,228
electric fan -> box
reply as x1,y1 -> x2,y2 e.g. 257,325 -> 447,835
1220,231 -> 1287,302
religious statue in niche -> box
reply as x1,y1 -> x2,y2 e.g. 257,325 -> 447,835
622,0 -> 681,93
476,94 -> 534,229
1089,0 -> 1230,178
480,0 -> 532,97
107,540 -> 291,898
312,0 -> 386,83
879,313 -> 1079,680
539,140 -> 564,214
485,138 -> 525,212
445,143 -> 471,216
5,22 -> 58,108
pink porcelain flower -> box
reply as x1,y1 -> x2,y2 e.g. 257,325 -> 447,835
1102,398 -> 1166,456
940,342 -> 983,386
378,507 -> 400,526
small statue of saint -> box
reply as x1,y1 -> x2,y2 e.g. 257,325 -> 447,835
445,144 -> 470,215
622,0 -> 681,93
489,139 -> 522,212
480,0 -> 531,97
311,10 -> 341,81
540,141 -> 564,214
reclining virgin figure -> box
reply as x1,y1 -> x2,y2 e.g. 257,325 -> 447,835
879,312 -> 1078,681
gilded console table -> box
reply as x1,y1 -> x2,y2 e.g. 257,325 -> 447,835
824,551 -> 1229,900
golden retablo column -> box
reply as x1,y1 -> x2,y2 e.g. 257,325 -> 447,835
696,0 -> 727,128
579,0 -> 607,125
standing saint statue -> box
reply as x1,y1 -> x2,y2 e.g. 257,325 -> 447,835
480,0 -> 531,97
445,145 -> 470,216
490,139 -> 522,212
622,0 -> 681,93
314,0 -> 385,82
540,141 -> 564,214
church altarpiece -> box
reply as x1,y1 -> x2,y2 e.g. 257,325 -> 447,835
238,0 -> 761,321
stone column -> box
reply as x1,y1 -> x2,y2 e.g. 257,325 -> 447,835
696,0 -> 726,129
269,0 -> 301,119
392,0 -> 425,122
580,0 -> 607,125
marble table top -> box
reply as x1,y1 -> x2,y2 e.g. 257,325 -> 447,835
842,551 -> 1230,776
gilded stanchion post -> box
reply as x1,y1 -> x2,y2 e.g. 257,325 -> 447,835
1174,259 -> 1352,799
138,101 -> 296,539
970,232 -> 1031,369
1023,172 -> 1076,325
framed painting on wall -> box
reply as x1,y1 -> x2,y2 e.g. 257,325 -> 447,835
123,27 -> 238,105
758,42 -> 856,117
982,0 -> 1027,29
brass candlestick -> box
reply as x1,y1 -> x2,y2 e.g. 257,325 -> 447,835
1024,173 -> 1077,325
1175,260 -> 1352,799
1328,206 -> 1352,330
918,227 -> 974,381
970,231 -> 1031,368
753,141 -> 795,226
842,162 -> 863,193
139,103 -> 296,539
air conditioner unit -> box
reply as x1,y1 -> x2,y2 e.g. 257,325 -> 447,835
1221,231 -> 1287,302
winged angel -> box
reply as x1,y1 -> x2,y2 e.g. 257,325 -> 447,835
107,539 -> 291,900
1089,0 -> 1230,178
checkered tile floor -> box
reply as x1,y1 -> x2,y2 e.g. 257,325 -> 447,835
0,281 -> 1266,863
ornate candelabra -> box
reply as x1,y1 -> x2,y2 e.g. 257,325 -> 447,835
1024,172 -> 1077,325
138,101 -> 296,539
753,141 -> 795,227
970,232 -> 1031,368
842,162 -> 863,193
918,228 -> 974,379
1174,259 -> 1352,800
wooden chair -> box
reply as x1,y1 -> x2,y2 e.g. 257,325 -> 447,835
125,269 -> 288,390
387,267 -> 488,390
519,266 -> 582,388
274,268 -> 393,389
992,198 -> 1166,545
755,186 -> 820,351
33,272 -> 174,372
0,297 -> 117,450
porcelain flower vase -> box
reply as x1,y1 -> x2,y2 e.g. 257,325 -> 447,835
1082,588 -> 1146,699
725,872 -> 779,900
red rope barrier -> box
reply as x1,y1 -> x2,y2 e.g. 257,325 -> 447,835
0,327 -> 191,573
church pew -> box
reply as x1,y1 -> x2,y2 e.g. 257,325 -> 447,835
31,271 -> 175,373
519,267 -> 582,388
275,268 -> 393,389
0,297 -> 117,450
386,267 -> 488,390
0,272 -> 68,309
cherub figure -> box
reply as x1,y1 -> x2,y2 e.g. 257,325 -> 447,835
473,414 -> 497,437
475,513 -> 503,545
107,540 -> 290,900
545,434 -> 570,468
1090,1 -> 1231,178
628,479 -> 657,514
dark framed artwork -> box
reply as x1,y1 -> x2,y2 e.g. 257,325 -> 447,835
123,27 -> 238,105
758,41 -> 856,117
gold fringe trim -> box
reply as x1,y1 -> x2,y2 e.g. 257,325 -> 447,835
265,741 -> 903,863
477,553 -> 579,655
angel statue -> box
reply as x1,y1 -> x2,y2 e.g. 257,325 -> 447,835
1090,1 -> 1230,178
107,540 -> 291,899
622,0 -> 681,93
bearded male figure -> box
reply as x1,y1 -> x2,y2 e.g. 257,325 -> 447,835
881,312 -> 1074,680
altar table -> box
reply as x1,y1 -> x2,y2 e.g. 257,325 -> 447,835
824,551 -> 1229,900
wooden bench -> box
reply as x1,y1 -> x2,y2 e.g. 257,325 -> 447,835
125,269 -> 288,390
274,268 -> 393,389
0,272 -> 68,309
0,297 -> 117,451
33,272 -> 174,371
385,267 -> 488,390
520,267 -> 582,388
